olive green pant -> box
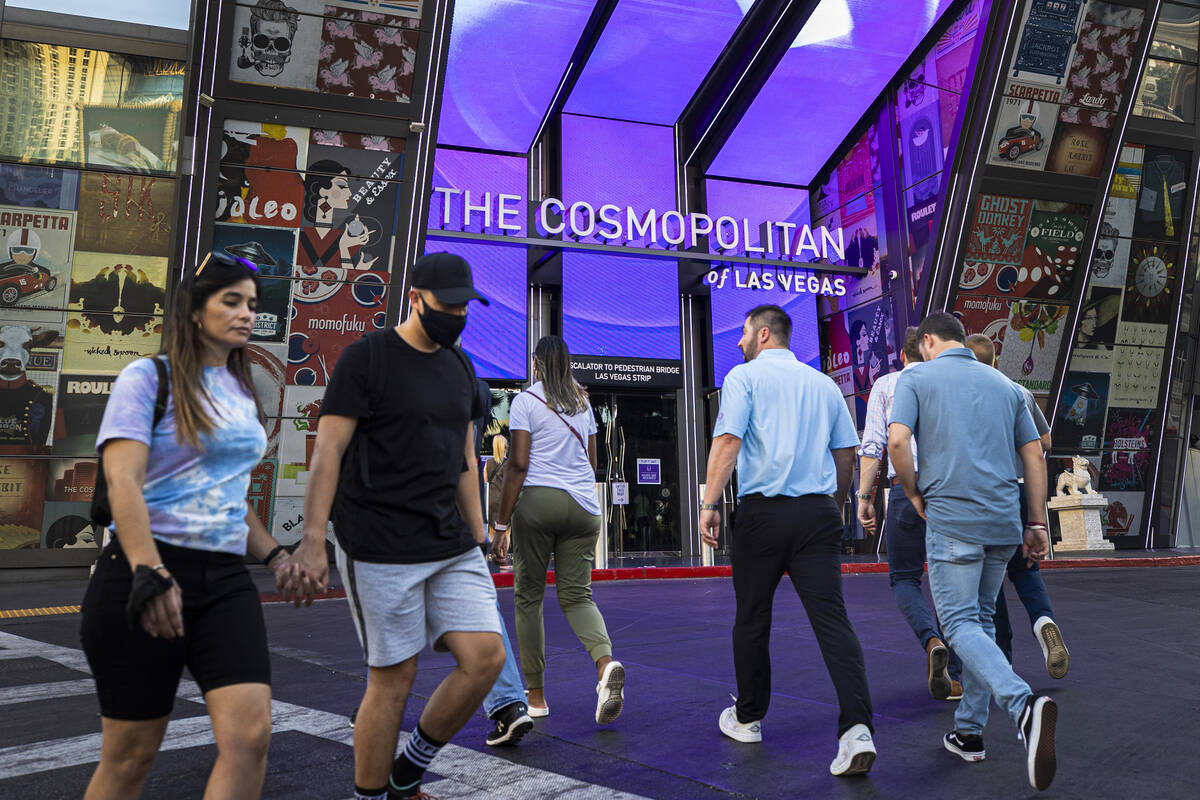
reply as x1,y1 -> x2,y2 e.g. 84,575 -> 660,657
511,485 -> 613,689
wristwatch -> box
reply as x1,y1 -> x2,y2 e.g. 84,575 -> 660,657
855,491 -> 873,501
699,503 -> 719,511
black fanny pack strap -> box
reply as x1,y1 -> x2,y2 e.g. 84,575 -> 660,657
525,390 -> 589,456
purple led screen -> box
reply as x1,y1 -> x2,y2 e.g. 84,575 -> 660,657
562,252 -> 681,360
704,178 -> 810,254
711,0 -> 957,184
560,114 -> 675,247
438,0 -> 593,152
425,239 -> 527,381
430,148 -> 527,235
566,0 -> 747,124
711,278 -> 820,387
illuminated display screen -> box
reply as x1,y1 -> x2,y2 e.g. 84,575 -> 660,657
562,252 -> 681,360
424,239 -> 527,381
711,279 -> 821,386
704,178 -> 810,251
711,0 -> 957,184
560,114 -> 675,247
438,0 -> 593,152
566,0 -> 747,123
430,148 -> 527,235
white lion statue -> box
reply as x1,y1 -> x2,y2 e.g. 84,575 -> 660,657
1055,456 -> 1095,496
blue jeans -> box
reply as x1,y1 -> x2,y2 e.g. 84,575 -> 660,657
484,601 -> 526,718
926,530 -> 1033,735
885,487 -> 962,681
993,492 -> 1055,663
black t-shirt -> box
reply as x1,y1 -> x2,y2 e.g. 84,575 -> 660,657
321,329 -> 486,563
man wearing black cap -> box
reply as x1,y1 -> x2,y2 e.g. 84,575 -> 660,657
287,252 -> 506,800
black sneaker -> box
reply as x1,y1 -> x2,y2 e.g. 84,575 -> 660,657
943,730 -> 986,762
349,706 -> 358,728
486,701 -> 534,747
1018,695 -> 1058,790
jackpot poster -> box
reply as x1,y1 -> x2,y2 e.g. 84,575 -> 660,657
0,205 -> 75,320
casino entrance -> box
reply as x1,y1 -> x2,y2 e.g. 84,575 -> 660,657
590,391 -> 682,559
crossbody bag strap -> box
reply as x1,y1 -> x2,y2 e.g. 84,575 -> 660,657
151,356 -> 169,427
525,390 -> 589,456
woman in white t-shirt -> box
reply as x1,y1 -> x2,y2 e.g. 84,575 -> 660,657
491,336 -> 625,726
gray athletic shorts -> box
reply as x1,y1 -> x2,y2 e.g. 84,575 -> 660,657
335,544 -> 501,667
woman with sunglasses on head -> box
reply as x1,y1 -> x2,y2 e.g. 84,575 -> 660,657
491,335 -> 625,726
80,252 -> 316,800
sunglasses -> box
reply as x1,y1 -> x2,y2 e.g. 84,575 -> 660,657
194,251 -> 258,280
253,34 -> 292,52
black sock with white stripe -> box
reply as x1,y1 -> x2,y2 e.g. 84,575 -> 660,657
354,784 -> 387,800
389,724 -> 446,797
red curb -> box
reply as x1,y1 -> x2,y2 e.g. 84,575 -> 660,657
258,554 -> 1200,602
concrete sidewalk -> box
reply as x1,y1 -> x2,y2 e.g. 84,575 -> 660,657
2,566 -> 1198,798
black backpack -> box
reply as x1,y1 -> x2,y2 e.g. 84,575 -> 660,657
91,357 -> 169,528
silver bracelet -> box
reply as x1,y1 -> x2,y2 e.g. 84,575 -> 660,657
492,522 -> 509,533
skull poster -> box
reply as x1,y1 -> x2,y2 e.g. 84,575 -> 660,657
0,206 -> 75,322
230,0 -> 324,92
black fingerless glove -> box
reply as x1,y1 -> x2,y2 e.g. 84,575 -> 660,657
125,565 -> 175,631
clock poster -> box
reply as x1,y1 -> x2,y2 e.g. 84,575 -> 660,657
1121,241 -> 1177,323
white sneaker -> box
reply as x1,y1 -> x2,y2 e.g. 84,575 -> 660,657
830,723 -> 876,776
718,705 -> 762,743
1034,616 -> 1070,679
595,661 -> 625,724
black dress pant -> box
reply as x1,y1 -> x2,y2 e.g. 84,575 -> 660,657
731,493 -> 873,735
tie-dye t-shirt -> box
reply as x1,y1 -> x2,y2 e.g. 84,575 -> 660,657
97,357 -> 267,555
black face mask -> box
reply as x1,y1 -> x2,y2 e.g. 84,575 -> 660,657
418,302 -> 467,348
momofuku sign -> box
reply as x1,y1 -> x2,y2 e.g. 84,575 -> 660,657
429,188 -> 847,262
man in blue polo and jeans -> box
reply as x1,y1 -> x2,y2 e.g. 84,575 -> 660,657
700,304 -> 876,777
888,312 -> 1059,791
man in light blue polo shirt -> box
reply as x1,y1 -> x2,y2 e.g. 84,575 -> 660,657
699,304 -> 876,777
888,311 -> 1058,792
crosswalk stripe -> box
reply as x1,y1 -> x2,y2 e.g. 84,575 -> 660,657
0,678 -> 96,706
0,631 -> 651,799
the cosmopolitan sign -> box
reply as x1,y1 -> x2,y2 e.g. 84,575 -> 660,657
430,188 -> 847,262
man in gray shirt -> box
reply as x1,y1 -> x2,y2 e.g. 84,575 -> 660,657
964,334 -> 1070,680
890,312 -> 1058,791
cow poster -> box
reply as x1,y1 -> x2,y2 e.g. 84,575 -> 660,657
0,320 -> 62,450
0,206 -> 75,320
75,173 -> 175,257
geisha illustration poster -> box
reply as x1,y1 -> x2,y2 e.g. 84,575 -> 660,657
0,206 -> 75,320
218,121 -> 309,229
317,3 -> 419,103
210,224 -> 297,343
996,300 -> 1067,392
845,299 -> 899,396
988,86 -> 1060,171
75,173 -> 174,257
965,194 -> 1032,265
300,131 -> 403,272
1055,371 -> 1110,450
0,318 -> 62,451
286,272 -> 387,386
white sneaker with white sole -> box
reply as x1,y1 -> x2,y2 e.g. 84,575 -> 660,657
718,705 -> 762,743
595,661 -> 625,724
830,723 -> 876,776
